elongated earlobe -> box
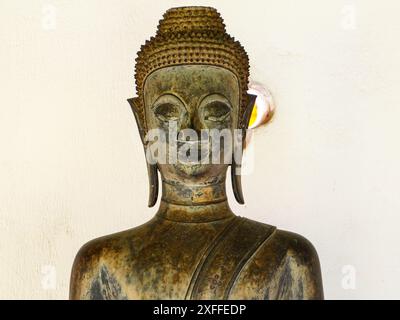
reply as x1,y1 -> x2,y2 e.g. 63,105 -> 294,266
231,159 -> 244,204
232,93 -> 257,204
146,162 -> 159,207
128,97 -> 159,207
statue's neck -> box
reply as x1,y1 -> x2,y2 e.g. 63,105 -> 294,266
156,175 -> 235,223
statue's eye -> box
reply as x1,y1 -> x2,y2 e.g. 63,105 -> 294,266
152,94 -> 186,123
153,103 -> 180,122
203,101 -> 232,122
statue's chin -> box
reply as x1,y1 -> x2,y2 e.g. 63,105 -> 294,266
173,162 -> 212,177
159,149 -> 230,179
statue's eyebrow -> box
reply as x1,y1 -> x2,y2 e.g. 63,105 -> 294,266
197,93 -> 233,109
151,93 -> 187,111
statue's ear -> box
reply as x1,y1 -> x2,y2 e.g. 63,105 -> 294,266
127,97 -> 158,207
127,97 -> 146,144
241,93 -> 257,130
232,93 -> 257,204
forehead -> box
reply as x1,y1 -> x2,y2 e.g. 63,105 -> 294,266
143,65 -> 240,107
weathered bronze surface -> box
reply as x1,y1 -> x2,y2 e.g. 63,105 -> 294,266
70,6 -> 323,300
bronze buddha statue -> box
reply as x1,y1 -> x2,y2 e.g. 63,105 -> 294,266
70,6 -> 323,300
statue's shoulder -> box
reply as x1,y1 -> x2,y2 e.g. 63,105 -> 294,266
72,223 -> 146,263
272,228 -> 320,264
240,218 -> 320,268
69,217 -> 159,299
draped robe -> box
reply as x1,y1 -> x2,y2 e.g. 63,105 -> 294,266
70,215 -> 323,300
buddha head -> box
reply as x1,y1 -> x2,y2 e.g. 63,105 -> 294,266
128,7 -> 256,207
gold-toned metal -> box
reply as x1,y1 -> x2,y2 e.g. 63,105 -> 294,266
70,6 -> 324,300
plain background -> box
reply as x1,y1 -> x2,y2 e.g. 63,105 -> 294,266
1,0 -> 400,299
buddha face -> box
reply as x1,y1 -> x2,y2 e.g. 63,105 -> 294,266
143,65 -> 240,181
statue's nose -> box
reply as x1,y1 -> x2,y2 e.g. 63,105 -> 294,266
179,110 -> 205,138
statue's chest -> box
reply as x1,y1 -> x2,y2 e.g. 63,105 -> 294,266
114,217 -> 276,299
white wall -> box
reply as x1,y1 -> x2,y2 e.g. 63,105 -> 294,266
1,0 -> 399,299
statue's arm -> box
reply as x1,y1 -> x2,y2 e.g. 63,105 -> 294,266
269,230 -> 324,300
287,232 -> 324,300
69,241 -> 100,300
70,239 -> 128,300
294,234 -> 324,300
